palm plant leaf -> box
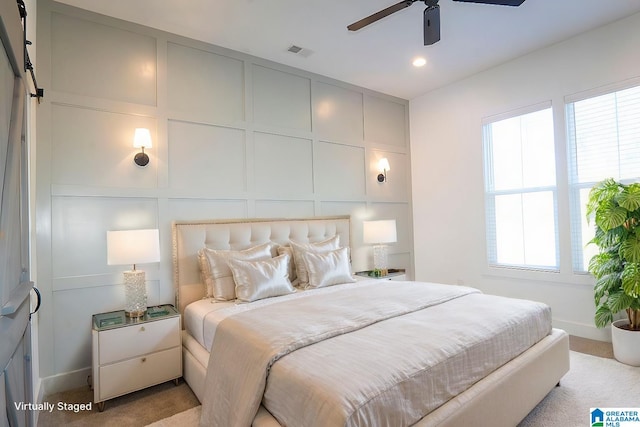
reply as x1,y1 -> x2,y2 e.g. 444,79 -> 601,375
594,303 -> 613,329
594,273 -> 621,304
588,252 -> 622,277
621,262 -> 640,298
595,201 -> 627,231
586,178 -> 622,221
618,183 -> 640,211
620,234 -> 640,263
607,288 -> 635,313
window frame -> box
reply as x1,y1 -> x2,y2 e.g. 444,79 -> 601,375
482,102 -> 560,272
565,78 -> 640,273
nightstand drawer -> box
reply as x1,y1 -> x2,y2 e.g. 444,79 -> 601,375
99,317 -> 180,364
98,346 -> 181,401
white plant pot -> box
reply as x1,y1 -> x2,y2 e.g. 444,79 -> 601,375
611,319 -> 640,366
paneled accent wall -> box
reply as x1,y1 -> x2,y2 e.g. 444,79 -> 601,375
36,0 -> 412,389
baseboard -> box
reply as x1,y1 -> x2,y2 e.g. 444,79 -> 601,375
553,318 -> 611,342
40,367 -> 91,396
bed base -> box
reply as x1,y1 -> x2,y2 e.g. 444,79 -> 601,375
182,328 -> 569,427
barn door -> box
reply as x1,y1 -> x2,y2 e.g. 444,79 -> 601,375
0,1 -> 35,426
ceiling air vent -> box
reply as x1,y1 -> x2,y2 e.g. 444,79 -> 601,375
286,45 -> 314,58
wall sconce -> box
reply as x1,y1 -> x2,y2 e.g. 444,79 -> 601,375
377,158 -> 390,182
133,128 -> 152,167
107,229 -> 160,317
363,219 -> 397,276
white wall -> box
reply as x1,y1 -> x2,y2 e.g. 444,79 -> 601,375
35,0 -> 412,393
410,13 -> 640,342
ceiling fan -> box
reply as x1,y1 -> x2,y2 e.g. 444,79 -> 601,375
347,0 -> 526,46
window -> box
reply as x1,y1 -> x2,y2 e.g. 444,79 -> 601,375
567,84 -> 640,272
483,106 -> 558,270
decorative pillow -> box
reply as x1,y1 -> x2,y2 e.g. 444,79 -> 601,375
198,242 -> 273,300
228,254 -> 295,303
300,247 -> 356,289
290,236 -> 340,288
276,245 -> 297,285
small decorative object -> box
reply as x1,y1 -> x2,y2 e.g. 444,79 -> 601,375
107,229 -> 160,317
363,220 -> 397,276
586,178 -> 640,366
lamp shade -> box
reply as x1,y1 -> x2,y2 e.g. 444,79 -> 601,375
363,220 -> 397,244
133,128 -> 152,149
378,158 -> 390,172
107,229 -> 160,266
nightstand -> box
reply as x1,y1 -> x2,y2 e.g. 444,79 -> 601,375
355,269 -> 407,281
91,304 -> 182,411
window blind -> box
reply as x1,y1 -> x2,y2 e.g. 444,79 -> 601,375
483,106 -> 558,270
567,84 -> 640,271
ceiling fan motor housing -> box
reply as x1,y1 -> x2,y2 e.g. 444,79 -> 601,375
423,6 -> 440,45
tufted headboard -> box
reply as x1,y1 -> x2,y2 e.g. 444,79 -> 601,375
171,216 -> 351,315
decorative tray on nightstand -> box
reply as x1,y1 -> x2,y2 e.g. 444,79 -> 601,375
355,269 -> 406,279
92,304 -> 178,331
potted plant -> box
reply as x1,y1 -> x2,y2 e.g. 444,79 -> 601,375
586,178 -> 640,366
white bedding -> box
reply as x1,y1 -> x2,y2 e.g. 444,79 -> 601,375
184,299 -> 235,351
184,276 -> 371,350
197,279 -> 552,427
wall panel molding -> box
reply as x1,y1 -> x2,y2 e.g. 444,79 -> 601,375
36,0 -> 413,387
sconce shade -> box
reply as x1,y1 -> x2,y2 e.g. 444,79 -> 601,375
133,128 -> 152,149
133,128 -> 152,167
363,220 -> 397,244
377,158 -> 390,182
107,229 -> 160,267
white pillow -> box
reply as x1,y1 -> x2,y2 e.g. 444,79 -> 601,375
290,236 -> 340,288
228,254 -> 295,303
276,245 -> 297,285
300,247 -> 356,289
198,242 -> 273,300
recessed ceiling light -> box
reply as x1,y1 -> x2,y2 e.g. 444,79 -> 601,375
412,57 -> 427,67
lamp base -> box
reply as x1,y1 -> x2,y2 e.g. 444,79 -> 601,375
372,244 -> 389,276
123,270 -> 148,318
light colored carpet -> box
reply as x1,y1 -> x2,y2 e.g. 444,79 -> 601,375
37,381 -> 200,427
146,351 -> 640,427
518,351 -> 640,426
146,405 -> 201,427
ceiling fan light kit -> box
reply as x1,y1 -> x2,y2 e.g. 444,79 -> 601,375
348,0 -> 526,46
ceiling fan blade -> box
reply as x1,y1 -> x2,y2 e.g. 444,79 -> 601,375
348,0 -> 415,31
452,0 -> 525,6
423,5 -> 440,45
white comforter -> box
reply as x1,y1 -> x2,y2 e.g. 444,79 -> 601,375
199,280 -> 551,427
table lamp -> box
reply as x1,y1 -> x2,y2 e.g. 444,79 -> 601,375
107,229 -> 160,317
363,220 -> 397,276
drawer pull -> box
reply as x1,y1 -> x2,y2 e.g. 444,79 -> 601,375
140,326 -> 145,332
141,357 -> 146,363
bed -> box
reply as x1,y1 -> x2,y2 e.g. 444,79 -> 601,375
172,216 -> 570,427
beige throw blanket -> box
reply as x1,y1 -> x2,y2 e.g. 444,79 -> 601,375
199,281 -> 550,427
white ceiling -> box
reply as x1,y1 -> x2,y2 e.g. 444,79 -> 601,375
54,0 -> 640,100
